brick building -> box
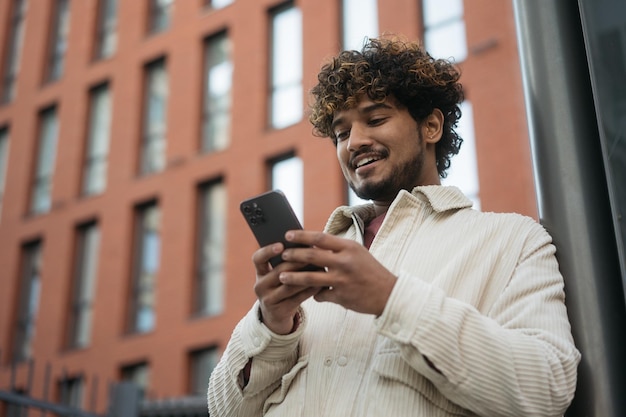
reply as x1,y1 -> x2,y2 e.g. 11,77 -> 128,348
0,0 -> 535,413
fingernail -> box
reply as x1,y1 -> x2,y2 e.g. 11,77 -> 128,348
285,231 -> 294,240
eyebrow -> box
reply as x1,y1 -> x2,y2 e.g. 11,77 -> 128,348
331,102 -> 394,132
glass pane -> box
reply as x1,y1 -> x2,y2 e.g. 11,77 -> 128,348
425,19 -> 467,62
70,224 -> 100,347
31,182 -> 51,214
0,128 -> 9,211
270,6 -> 303,128
48,0 -> 70,81
203,34 -> 232,152
150,0 -> 172,33
423,0 -> 463,27
83,86 -> 111,195
1,0 -> 27,102
211,0 -> 233,9
271,156 -> 304,223
271,84 -> 302,130
442,101 -> 480,209
96,0 -> 117,58
579,0 -> 626,277
37,111 -> 59,177
342,0 -> 379,50
142,231 -> 160,274
121,363 -> 150,391
348,187 -> 369,206
272,8 -> 302,86
15,243 -> 41,361
198,182 -> 226,315
142,61 -> 168,174
31,109 -> 58,214
190,347 -> 219,395
131,204 -> 159,333
84,158 -> 107,195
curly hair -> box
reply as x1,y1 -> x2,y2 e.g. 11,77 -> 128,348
309,37 -> 464,177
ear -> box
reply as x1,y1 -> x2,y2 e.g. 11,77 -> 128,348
422,108 -> 444,144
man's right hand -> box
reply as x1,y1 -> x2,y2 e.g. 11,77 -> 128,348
252,242 -> 321,334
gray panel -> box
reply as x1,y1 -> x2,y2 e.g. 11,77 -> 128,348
513,0 -> 626,416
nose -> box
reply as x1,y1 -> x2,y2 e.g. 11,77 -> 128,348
347,123 -> 373,152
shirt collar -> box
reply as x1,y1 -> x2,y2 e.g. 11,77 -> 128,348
324,185 -> 473,234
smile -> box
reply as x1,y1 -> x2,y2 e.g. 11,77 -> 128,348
356,156 -> 380,168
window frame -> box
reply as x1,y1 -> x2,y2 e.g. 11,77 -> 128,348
140,58 -> 168,175
93,0 -> 118,60
66,221 -> 100,349
0,126 -> 10,217
194,179 -> 226,316
268,2 -> 303,129
82,82 -> 111,196
127,201 -> 160,334
45,0 -> 70,83
1,0 -> 28,103
30,106 -> 58,215
201,31 -> 232,153
12,240 -> 42,362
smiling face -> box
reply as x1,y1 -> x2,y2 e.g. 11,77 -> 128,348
332,96 -> 443,209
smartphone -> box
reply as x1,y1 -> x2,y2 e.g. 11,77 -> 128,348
240,190 -> 323,271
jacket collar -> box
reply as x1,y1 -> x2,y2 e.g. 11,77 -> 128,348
324,185 -> 473,234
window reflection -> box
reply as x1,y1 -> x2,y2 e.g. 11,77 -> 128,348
270,5 -> 303,129
422,0 -> 467,62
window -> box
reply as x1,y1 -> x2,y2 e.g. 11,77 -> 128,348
58,376 -> 84,408
83,83 -> 111,196
195,180 -> 226,316
270,154 -> 303,223
269,4 -> 303,129
202,32 -> 232,152
1,0 -> 27,103
206,0 -> 234,9
94,0 -> 117,59
348,187 -> 369,206
13,241 -> 42,362
128,203 -> 160,333
148,0 -> 173,34
121,362 -> 149,394
422,0 -> 467,62
442,101 -> 480,209
45,0 -> 71,82
0,127 -> 9,217
189,347 -> 220,396
341,0 -> 378,50
67,222 -> 100,349
30,107 -> 58,215
140,59 -> 168,175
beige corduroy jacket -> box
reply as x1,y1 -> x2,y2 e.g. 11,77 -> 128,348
208,186 -> 580,417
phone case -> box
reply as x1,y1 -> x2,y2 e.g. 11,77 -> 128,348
240,190 -> 322,270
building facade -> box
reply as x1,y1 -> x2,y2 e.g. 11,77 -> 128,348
0,0 -> 534,413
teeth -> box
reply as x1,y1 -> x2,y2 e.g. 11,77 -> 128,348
356,156 -> 379,168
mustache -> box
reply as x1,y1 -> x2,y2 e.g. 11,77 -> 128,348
349,147 -> 389,167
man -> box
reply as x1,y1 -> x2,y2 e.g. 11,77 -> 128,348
208,37 -> 580,416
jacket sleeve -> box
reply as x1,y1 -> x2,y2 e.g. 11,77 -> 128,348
207,301 -> 305,417
375,222 -> 581,416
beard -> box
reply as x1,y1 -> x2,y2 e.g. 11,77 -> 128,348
348,135 -> 425,201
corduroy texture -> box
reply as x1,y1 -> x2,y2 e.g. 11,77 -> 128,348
208,186 -> 580,417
